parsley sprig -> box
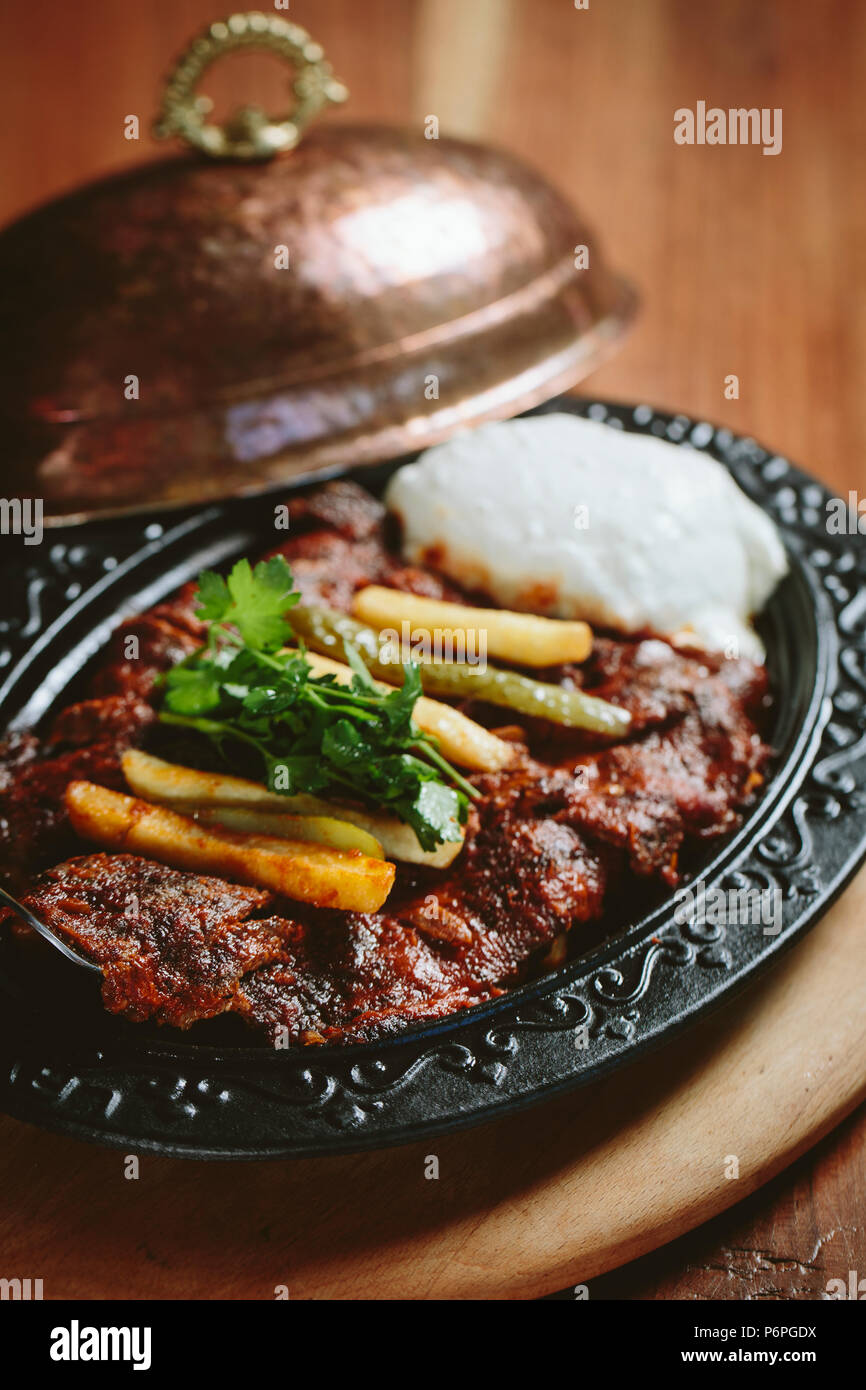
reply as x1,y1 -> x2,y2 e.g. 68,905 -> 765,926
157,557 -> 475,850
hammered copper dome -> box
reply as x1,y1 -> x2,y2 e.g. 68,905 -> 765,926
0,15 -> 636,521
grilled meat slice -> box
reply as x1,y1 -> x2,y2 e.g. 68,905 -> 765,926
90,610 -> 203,700
233,914 -> 495,1044
286,477 -> 387,541
47,692 -> 156,750
564,642 -> 768,881
265,479 -> 464,610
469,638 -> 770,884
0,693 -> 155,891
16,854 -> 281,1027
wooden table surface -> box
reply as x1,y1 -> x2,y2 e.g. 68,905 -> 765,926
1,0 -> 864,1299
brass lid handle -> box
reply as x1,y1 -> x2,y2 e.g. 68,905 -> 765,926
153,11 -> 348,160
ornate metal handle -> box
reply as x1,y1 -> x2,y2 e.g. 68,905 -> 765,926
153,11 -> 348,160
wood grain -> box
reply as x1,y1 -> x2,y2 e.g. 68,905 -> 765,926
582,1105 -> 866,1299
0,0 -> 863,1299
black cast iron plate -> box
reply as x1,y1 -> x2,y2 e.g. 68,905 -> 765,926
0,398 -> 864,1158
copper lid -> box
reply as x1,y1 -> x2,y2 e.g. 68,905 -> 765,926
0,13 -> 636,522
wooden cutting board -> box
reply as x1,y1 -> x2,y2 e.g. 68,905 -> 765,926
2,868 -> 865,1301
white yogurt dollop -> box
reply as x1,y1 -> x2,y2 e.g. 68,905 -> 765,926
385,414 -> 788,661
